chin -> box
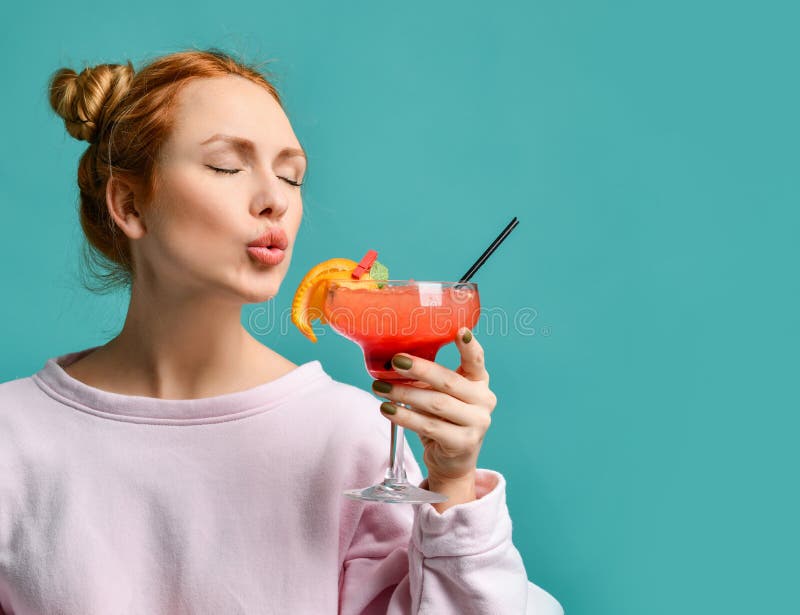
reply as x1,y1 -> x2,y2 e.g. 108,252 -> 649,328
229,257 -> 291,304
246,270 -> 288,303
239,284 -> 280,305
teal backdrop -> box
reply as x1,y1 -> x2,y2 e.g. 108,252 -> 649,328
1,1 -> 797,613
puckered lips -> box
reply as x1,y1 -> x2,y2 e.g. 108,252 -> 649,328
247,227 -> 289,266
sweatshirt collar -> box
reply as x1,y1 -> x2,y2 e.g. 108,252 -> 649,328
32,346 -> 330,425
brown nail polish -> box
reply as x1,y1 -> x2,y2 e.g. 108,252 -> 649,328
392,355 -> 413,370
373,380 -> 393,394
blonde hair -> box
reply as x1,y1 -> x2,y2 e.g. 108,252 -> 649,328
48,49 -> 282,293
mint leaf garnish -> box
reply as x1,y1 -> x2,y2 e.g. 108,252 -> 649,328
370,260 -> 388,289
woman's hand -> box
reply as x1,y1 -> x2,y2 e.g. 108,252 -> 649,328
371,327 -> 497,512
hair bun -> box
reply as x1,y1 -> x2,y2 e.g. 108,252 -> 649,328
49,62 -> 134,143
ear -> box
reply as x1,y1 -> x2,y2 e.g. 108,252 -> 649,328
105,175 -> 147,239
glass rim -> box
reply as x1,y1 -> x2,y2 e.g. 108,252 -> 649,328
326,279 -> 478,287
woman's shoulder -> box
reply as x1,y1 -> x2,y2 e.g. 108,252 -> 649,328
291,363 -> 388,438
0,375 -> 55,475
0,373 -> 45,411
301,367 -> 381,415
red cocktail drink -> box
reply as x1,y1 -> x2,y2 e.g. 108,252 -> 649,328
323,280 -> 480,504
324,281 -> 481,383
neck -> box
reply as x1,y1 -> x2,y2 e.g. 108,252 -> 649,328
97,278 -> 280,399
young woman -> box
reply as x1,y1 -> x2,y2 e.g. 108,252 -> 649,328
0,49 -> 562,614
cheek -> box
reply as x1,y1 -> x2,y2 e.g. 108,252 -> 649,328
146,176 -> 243,270
155,175 -> 238,239
290,198 -> 303,233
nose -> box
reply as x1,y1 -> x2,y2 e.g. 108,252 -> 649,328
250,175 -> 290,219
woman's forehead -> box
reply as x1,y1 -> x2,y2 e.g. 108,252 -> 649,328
168,76 -> 295,150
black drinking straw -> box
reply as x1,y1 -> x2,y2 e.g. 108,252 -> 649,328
459,217 -> 519,283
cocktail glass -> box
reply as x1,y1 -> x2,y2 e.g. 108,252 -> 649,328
323,279 -> 481,504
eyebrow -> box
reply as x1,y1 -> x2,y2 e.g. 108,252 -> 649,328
200,133 -> 307,161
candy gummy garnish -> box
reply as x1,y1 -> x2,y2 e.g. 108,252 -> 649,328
370,261 -> 388,288
352,249 -> 378,279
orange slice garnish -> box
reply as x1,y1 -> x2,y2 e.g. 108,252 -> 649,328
292,258 -> 363,342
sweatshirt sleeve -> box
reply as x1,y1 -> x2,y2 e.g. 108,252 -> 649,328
338,438 -> 562,615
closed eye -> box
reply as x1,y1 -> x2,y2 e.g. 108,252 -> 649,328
207,165 -> 240,175
207,165 -> 302,187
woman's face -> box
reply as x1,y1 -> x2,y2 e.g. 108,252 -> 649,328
133,75 -> 305,304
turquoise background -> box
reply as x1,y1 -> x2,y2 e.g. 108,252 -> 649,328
1,1 -> 797,612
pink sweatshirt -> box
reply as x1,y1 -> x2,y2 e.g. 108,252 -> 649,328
0,348 -> 562,615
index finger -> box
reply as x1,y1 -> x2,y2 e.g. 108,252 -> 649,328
389,353 -> 486,405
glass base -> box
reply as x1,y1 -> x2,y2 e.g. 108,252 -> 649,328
344,480 -> 448,504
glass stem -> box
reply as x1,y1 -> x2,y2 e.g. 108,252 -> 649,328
385,411 -> 408,485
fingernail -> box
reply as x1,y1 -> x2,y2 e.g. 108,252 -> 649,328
373,380 -> 393,394
380,402 -> 397,415
392,355 -> 413,370
462,329 -> 473,344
